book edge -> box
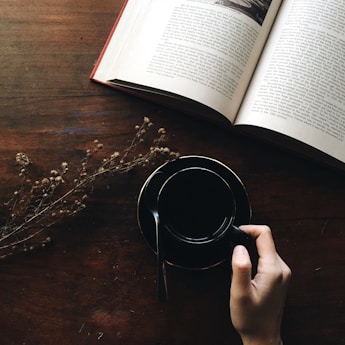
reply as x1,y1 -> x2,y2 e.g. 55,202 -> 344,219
89,0 -> 130,81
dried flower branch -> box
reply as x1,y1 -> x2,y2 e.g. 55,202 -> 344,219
0,117 -> 179,260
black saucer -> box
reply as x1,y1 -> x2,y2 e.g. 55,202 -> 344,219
137,156 -> 251,270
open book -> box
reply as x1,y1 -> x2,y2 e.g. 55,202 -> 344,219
91,0 -> 345,171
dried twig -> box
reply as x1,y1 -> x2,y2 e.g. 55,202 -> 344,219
0,117 -> 179,260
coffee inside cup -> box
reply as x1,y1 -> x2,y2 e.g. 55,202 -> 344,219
158,168 -> 235,243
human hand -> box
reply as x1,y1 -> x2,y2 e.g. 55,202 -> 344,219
230,225 -> 291,345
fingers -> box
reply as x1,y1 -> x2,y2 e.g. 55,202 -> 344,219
230,225 -> 291,344
276,254 -> 292,285
238,225 -> 277,261
231,245 -> 252,295
238,224 -> 292,286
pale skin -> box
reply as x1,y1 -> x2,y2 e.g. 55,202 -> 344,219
230,225 -> 291,345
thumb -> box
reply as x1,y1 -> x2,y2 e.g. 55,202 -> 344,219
231,245 -> 252,293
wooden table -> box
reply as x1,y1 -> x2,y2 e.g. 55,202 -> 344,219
1,1 -> 344,344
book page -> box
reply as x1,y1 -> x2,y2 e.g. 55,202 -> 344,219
236,0 -> 345,163
94,0 -> 281,122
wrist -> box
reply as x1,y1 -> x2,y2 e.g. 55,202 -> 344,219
241,335 -> 283,345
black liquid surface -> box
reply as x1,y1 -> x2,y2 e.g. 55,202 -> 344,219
158,168 -> 234,242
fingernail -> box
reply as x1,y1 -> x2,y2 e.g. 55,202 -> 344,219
234,245 -> 247,255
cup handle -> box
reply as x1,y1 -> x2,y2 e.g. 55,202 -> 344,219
230,225 -> 252,247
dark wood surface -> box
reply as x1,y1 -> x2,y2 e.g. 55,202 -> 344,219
1,1 -> 344,344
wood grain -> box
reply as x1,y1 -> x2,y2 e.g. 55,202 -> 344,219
0,1 -> 344,344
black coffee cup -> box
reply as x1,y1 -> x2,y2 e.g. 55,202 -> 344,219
138,156 -> 252,270
158,167 -> 236,244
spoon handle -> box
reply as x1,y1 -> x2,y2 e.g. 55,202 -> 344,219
144,171 -> 169,301
154,211 -> 168,302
